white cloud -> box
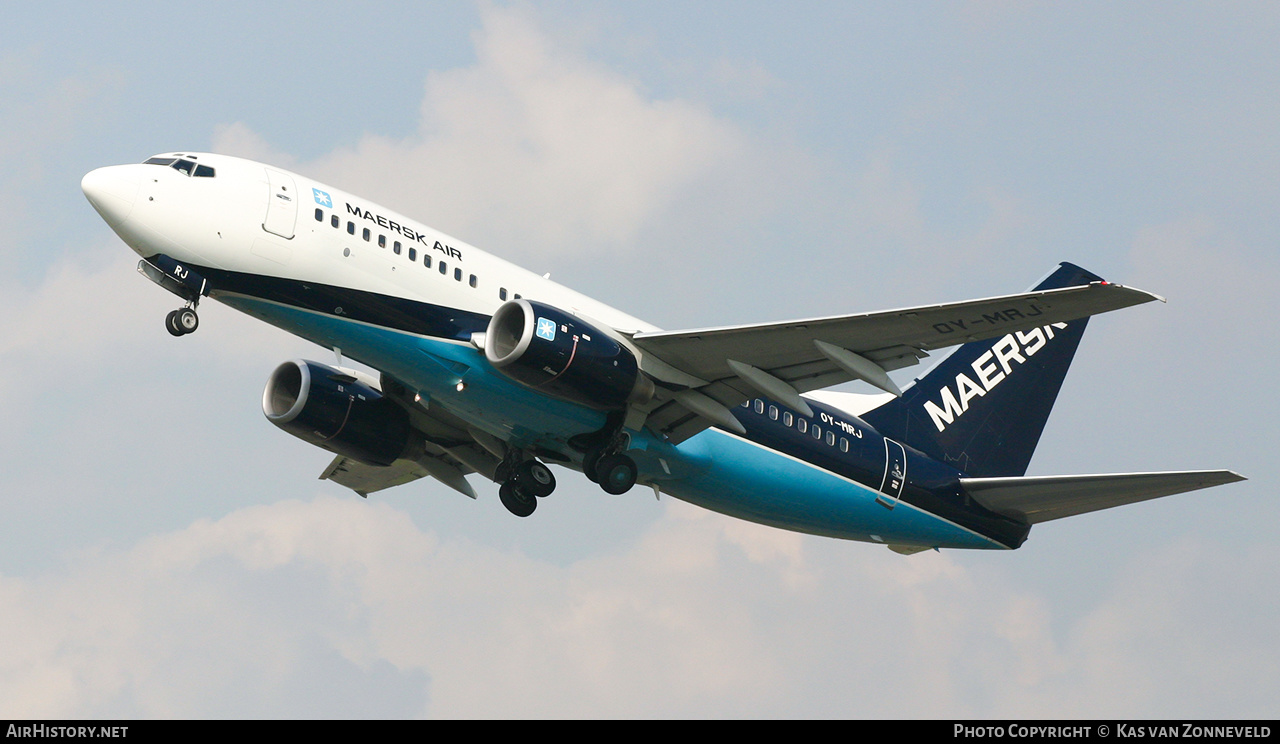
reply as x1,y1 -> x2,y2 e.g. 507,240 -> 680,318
210,121 -> 300,173
0,498 -> 434,718
206,3 -> 1039,321
0,239 -> 320,386
1,494 -> 1271,718
231,4 -> 751,265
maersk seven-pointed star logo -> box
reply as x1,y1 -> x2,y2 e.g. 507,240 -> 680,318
312,188 -> 332,208
536,317 -> 557,341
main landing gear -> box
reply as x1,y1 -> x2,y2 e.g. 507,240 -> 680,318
584,448 -> 638,495
493,417 -> 640,518
165,302 -> 200,336
495,455 -> 557,518
571,411 -> 639,496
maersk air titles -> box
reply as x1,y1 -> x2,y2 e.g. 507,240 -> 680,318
343,198 -> 464,260
81,152 -> 1244,553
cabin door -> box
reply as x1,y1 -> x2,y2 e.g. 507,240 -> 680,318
262,168 -> 298,239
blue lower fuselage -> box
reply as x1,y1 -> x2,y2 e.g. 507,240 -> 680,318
219,287 -> 1021,551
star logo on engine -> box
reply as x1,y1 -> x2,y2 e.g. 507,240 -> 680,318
536,317 -> 556,341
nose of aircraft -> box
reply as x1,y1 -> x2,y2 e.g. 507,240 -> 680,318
81,165 -> 140,227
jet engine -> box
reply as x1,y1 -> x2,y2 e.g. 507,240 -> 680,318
262,359 -> 411,467
483,299 -> 653,411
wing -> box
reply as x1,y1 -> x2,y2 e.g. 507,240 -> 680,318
630,280 -> 1162,443
320,452 -> 478,499
319,372 -> 508,499
960,470 -> 1247,524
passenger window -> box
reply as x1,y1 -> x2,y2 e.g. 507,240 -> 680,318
409,247 -> 417,261
347,221 -> 355,235
331,215 -> 339,228
454,268 -> 462,281
753,400 -> 764,415
439,261 -> 447,275
362,228 -> 370,242
514,294 -> 522,300
500,288 -> 508,301
469,274 -> 477,288
378,235 -> 386,248
315,208 -> 324,222
768,405 -> 778,420
797,419 -> 807,434
812,424 -> 821,440
826,431 -> 835,446
783,411 -> 793,427
424,255 -> 431,268
839,437 -> 849,453
393,242 -> 401,255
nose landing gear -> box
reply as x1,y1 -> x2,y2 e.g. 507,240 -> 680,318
137,256 -> 207,337
165,304 -> 200,336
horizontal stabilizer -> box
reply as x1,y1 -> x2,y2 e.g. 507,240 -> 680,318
961,470 -> 1246,524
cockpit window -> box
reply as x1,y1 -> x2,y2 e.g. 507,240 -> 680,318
141,156 -> 215,178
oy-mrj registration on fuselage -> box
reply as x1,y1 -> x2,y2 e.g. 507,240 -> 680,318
81,152 -> 1243,553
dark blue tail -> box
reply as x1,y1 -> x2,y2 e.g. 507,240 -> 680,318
861,263 -> 1103,477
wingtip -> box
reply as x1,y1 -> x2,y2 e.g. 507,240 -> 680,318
1109,282 -> 1166,304
1126,284 -> 1166,304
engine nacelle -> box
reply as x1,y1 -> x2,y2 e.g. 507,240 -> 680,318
262,360 -> 411,467
483,299 -> 653,411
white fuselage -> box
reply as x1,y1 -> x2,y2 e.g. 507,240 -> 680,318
85,152 -> 656,336
82,152 -> 1012,551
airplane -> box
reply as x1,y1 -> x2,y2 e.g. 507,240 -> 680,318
81,152 -> 1244,554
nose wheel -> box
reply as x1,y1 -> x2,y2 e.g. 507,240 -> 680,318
165,305 -> 199,336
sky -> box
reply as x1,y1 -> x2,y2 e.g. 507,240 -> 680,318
1,0 -> 1277,718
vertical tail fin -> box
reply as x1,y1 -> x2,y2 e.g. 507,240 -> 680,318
861,263 -> 1103,477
